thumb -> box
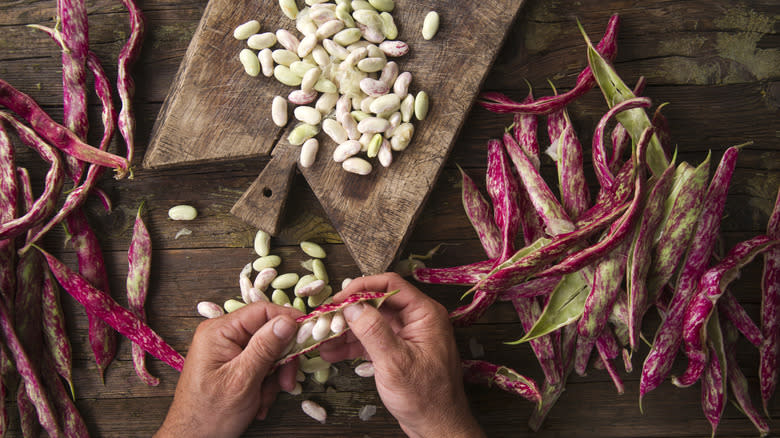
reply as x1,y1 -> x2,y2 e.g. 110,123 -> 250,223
343,302 -> 403,365
236,315 -> 297,384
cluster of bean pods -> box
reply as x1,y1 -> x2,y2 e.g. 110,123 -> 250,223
411,15 -> 779,435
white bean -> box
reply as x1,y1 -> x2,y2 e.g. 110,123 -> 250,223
272,272 -> 300,289
386,111 -> 401,136
316,20 -> 344,39
330,312 -> 346,334
357,117 -> 389,134
312,313 -> 332,340
297,279 -> 326,297
339,113 -> 361,140
276,29 -> 300,52
369,0 -> 394,12
294,106 -> 322,125
197,301 -> 224,319
259,48 -> 274,77
400,93 -> 414,122
271,95 -> 289,128
300,138 -> 319,168
414,91 -> 430,120
285,382 -> 303,395
354,361 -> 375,377
274,65 -> 302,86
379,61 -> 398,87
312,45 -> 330,66
297,320 -> 315,344
279,0 -> 299,19
333,28 -> 362,46
341,277 -> 353,289
272,49 -> 300,66
322,39 -> 348,60
254,267 -> 277,290
359,96 -> 375,113
315,93 -> 340,114
422,11 -> 440,40
312,258 -> 329,282
379,12 -> 397,39
301,400 -> 327,424
233,20 -> 260,40
323,118 -> 349,144
239,48 -> 260,76
271,289 -> 291,306
341,47 -> 368,69
247,287 -> 268,303
168,205 -> 197,220
224,299 -> 246,313
297,34 -> 319,58
333,140 -> 362,162
254,255 -> 282,271
310,7 -> 337,25
357,57 -> 386,73
390,122 -> 413,151
301,67 -> 322,92
393,71 -> 411,98
240,276 -> 253,303
247,32 -> 276,50
378,138 -> 392,167
359,23 -> 385,44
254,229 -> 271,256
369,93 -> 400,114
342,157 -> 372,175
240,262 -> 253,279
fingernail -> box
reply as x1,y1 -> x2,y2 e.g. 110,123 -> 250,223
273,317 -> 296,339
343,302 -> 364,322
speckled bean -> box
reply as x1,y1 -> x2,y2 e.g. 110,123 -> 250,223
378,40 -> 409,57
276,29 -> 300,52
254,268 -> 278,290
339,113 -> 361,140
197,301 -> 224,319
297,320 -> 315,343
322,39 -> 348,60
288,89 -> 317,105
393,71 -> 411,98
359,78 -> 389,96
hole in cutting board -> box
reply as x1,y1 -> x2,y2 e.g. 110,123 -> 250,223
263,187 -> 272,197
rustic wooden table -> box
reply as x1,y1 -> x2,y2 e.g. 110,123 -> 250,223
1,0 -> 779,436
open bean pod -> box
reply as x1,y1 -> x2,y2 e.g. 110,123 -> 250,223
274,290 -> 398,369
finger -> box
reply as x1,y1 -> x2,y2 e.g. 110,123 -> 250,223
256,378 -> 280,421
342,301 -> 404,365
335,273 -> 424,310
277,361 -> 298,392
319,336 -> 367,363
223,301 -> 303,346
235,314 -> 298,387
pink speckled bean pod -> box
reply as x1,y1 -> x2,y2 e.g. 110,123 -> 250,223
37,247 -> 184,372
413,258 -> 496,286
117,0 -> 146,167
478,15 -> 619,115
462,360 -> 541,405
127,205 -> 160,386
458,165 -> 501,259
760,187 -> 780,413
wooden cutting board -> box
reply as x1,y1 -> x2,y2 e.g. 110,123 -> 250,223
144,0 -> 525,274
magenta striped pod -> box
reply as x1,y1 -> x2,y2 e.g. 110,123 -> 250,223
458,166 -> 501,259
503,128 -> 574,236
0,299 -> 62,437
592,97 -> 652,191
556,123 -> 590,220
761,187 -> 780,412
596,330 -> 624,394
117,0 -> 146,167
502,133 -> 545,245
645,156 -> 711,298
574,335 -> 594,376
66,210 -> 119,380
57,0 -> 90,181
0,117 -> 64,241
38,247 -> 184,371
701,343 -> 726,436
675,235 -> 778,388
0,124 -> 17,307
575,160 -> 634,229
513,90 -> 540,169
413,258 -> 495,285
513,297 -> 561,385
497,275 -> 561,301
0,80 -> 129,177
626,160 -> 676,350
718,291 -> 761,347
486,139 -> 520,261
17,384 -> 39,437
723,319 -> 770,436
274,290 -> 397,370
478,15 -> 619,115
641,147 -> 737,396
41,349 -> 88,436
462,360 -> 541,404
127,205 -> 160,386
22,27 -> 118,249
577,240 -> 630,348
651,104 -> 673,163
41,263 -> 74,395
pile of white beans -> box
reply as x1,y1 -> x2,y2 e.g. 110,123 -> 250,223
233,0 -> 439,175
